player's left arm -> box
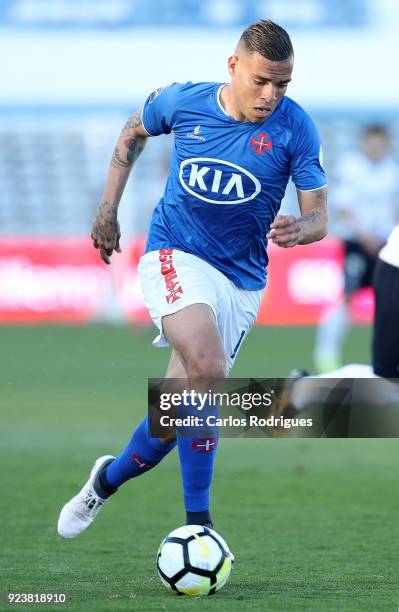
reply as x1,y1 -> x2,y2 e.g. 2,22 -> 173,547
267,187 -> 328,248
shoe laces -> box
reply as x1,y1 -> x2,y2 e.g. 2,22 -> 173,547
83,488 -> 104,517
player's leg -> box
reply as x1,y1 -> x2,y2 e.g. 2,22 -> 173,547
57,250 -> 223,538
102,350 -> 186,490
313,297 -> 350,372
162,303 -> 227,379
103,302 -> 228,528
372,259 -> 399,380
277,363 -> 399,419
140,250 -> 228,528
57,250 -> 259,537
314,240 -> 368,372
57,351 -> 184,539
160,283 -> 263,528
162,303 -> 227,528
289,364 -> 373,413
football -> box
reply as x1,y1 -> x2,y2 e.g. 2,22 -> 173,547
156,524 -> 234,595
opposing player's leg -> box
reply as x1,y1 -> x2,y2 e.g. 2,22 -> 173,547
276,364 -> 399,420
372,259 -> 399,380
313,298 -> 350,373
162,303 -> 227,528
314,240 -> 373,373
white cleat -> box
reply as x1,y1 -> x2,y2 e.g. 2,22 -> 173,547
57,455 -> 115,539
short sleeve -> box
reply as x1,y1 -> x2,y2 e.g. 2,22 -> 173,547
141,83 -> 183,136
289,114 -> 326,191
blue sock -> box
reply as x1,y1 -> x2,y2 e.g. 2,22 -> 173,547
105,416 -> 176,488
177,401 -> 218,514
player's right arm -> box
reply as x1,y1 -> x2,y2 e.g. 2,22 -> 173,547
91,109 -> 149,264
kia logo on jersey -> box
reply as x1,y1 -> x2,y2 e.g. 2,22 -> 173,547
179,157 -> 261,204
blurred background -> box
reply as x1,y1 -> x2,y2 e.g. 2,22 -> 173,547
0,0 -> 398,360
2,3 -> 399,607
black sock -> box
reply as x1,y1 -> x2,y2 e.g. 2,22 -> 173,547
186,510 -> 213,528
93,460 -> 118,499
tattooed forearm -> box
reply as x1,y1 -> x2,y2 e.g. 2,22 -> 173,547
110,109 -> 147,169
298,210 -> 321,225
297,208 -> 327,244
112,147 -> 130,168
122,110 -> 143,131
111,136 -> 146,169
125,135 -> 146,165
296,187 -> 328,244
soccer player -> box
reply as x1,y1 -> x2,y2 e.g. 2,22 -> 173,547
58,19 -> 327,538
276,223 -> 399,422
314,124 -> 399,372
372,223 -> 399,380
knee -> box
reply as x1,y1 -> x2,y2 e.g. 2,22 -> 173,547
186,352 -> 227,380
166,363 -> 184,378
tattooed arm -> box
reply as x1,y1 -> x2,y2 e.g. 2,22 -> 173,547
266,187 -> 328,248
91,110 -> 149,264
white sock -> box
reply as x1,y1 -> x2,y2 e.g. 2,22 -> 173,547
314,302 -> 349,371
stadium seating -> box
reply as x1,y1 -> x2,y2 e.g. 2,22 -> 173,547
0,112 -> 397,237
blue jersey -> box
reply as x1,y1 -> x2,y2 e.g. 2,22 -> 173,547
142,82 -> 326,290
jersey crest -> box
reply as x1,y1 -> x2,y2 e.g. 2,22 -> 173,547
250,132 -> 273,155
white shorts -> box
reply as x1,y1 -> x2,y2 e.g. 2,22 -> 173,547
138,249 -> 264,371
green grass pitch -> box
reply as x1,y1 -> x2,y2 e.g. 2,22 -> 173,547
1,324 -> 398,611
